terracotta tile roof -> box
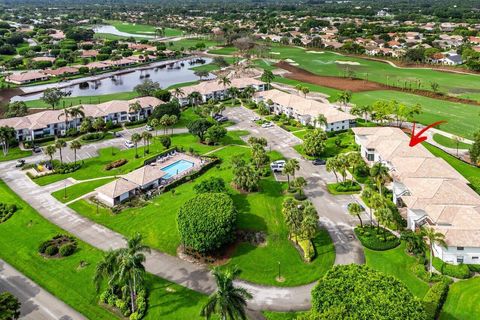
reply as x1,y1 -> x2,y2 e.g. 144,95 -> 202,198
96,178 -> 138,198
122,165 -> 166,186
179,78 -> 264,96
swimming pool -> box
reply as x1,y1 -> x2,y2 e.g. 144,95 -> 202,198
161,159 -> 195,179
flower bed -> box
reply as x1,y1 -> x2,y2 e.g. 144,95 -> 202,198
105,159 -> 128,170
38,234 -> 78,258
354,225 -> 400,251
327,181 -> 362,195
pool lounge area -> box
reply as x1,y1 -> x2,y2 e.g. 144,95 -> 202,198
95,152 -> 205,207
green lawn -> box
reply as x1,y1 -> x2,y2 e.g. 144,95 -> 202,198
364,243 -> 429,298
293,131 -> 356,160
33,131 -> 246,186
432,133 -> 471,149
24,91 -> 140,109
51,178 -> 115,203
263,311 -> 307,320
68,142 -> 335,286
0,147 -> 32,162
190,57 -> 236,72
166,39 -> 224,51
440,277 -> 480,320
207,47 -> 238,55
106,20 -> 183,37
423,142 -> 480,193
272,76 -> 342,102
0,179 -> 210,319
351,90 -> 480,139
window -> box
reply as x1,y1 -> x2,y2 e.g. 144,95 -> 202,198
472,256 -> 479,260
457,256 -> 464,263
457,247 -> 464,251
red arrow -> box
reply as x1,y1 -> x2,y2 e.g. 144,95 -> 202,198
409,120 -> 447,147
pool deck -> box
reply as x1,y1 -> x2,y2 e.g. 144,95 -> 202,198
149,153 -> 204,182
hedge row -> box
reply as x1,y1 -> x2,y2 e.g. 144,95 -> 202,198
0,203 -> 17,223
105,159 -> 128,170
423,278 -> 453,320
354,225 -> 400,251
142,146 -> 177,166
432,257 -> 471,279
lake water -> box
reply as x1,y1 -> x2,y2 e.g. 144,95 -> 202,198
93,25 -> 154,39
12,58 -> 213,102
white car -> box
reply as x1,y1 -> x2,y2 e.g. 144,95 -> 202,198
145,125 -> 153,131
261,122 -> 274,128
251,116 -> 261,122
270,160 -> 286,172
124,140 -> 135,148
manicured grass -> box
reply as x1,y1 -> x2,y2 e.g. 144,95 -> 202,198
272,76 -> 342,102
106,20 -> 183,37
0,147 -> 32,162
190,57 -> 236,72
440,277 -> 480,320
32,131 -> 246,186
68,144 -> 335,286
432,133 -> 471,149
51,178 -> 116,203
0,179 -> 209,319
24,91 -> 140,109
326,181 -> 361,195
364,243 -> 429,298
166,38 -> 223,51
351,90 -> 480,139
263,311 -> 307,320
423,142 -> 480,193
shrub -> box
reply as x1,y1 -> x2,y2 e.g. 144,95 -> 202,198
467,264 -> 480,273
423,278 -> 452,320
105,159 -> 128,170
55,162 -> 82,174
177,193 -> 236,253
59,243 -> 76,257
38,241 -> 50,254
433,258 -> 471,279
354,225 -> 400,251
311,265 -> 428,319
81,132 -> 105,141
193,177 -> 227,194
44,245 -> 59,256
0,202 -> 17,223
298,239 -> 315,262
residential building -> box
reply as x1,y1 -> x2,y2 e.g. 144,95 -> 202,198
43,66 -> 80,77
352,127 -> 480,265
0,97 -> 162,141
174,77 -> 266,106
5,71 -> 50,84
254,89 -> 356,132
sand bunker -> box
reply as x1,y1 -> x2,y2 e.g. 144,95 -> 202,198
285,58 -> 295,63
307,51 -> 324,54
270,52 -> 280,55
290,63 -> 299,66
335,61 -> 360,66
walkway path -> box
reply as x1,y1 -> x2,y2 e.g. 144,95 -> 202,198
0,259 -> 86,320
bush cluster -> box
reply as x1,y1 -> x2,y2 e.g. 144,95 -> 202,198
38,234 -> 77,258
81,132 -> 105,141
432,258 -> 471,279
100,288 -> 147,319
55,162 -> 82,174
333,181 -> 361,192
467,264 -> 480,273
0,203 -> 17,223
298,238 -> 315,262
354,225 -> 400,251
177,193 -> 236,254
105,159 -> 128,170
423,278 -> 453,319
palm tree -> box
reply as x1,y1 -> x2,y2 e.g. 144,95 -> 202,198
314,114 -> 327,129
142,131 -> 152,155
159,114 -> 170,135
369,163 -> 390,196
260,70 -> 275,89
361,186 -> 375,224
69,106 -> 85,131
188,91 -> 202,108
348,202 -> 363,227
93,250 -> 118,292
217,76 -> 231,88
0,126 -> 15,156
242,86 -> 256,100
200,266 -> 252,320
338,90 -> 352,112
70,140 -> 81,166
129,102 -> 143,122
369,192 -> 387,231
283,159 -> 300,188
45,145 -> 56,163
347,152 -> 363,185
422,227 -> 447,275
301,86 -> 310,98
131,133 -> 142,158
293,176 -> 307,198
169,115 -> 178,134
150,118 -> 159,136
173,87 -> 185,99
376,207 -> 393,241
227,87 -> 240,106
55,139 -> 66,164
58,102 -> 71,134
326,157 -> 340,183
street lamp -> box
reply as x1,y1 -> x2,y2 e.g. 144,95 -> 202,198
277,261 -> 281,280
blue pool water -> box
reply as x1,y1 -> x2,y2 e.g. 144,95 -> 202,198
161,160 -> 195,179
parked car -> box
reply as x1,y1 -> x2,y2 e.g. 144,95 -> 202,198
270,160 -> 286,172
32,146 -> 41,153
145,125 -> 153,131
114,131 -> 122,137
124,140 -> 135,148
216,116 -> 228,123
251,116 -> 261,122
15,159 -> 25,168
261,122 -> 274,128
312,158 -> 326,165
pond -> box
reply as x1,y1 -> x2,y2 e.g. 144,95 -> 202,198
11,58 -> 213,102
92,25 -> 154,39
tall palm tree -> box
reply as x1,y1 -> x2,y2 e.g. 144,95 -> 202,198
242,86 -> 256,100
173,87 -> 185,99
283,159 -> 300,188
376,206 -> 393,241
227,87 -> 240,106
338,90 -> 352,112
314,114 -> 328,129
142,131 -> 153,155
149,118 -> 159,137
55,139 -> 66,164
93,250 -> 118,292
348,202 -> 363,227
0,126 -> 15,156
131,133 -> 142,158
129,102 -> 143,122
45,145 -> 56,163
58,103 -> 72,134
188,91 -> 202,109
370,192 -> 387,231
326,157 -> 340,183
169,115 -> 178,134
422,227 -> 447,275
293,176 -> 307,198
361,186 -> 375,224
69,106 -> 85,131
260,70 -> 275,89
370,163 -> 390,196
201,266 -> 252,320
217,76 -> 231,88
70,140 -> 81,166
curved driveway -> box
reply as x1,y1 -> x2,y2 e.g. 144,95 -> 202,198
0,107 -> 365,312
